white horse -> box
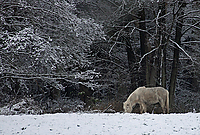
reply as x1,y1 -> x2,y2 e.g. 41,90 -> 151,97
123,87 -> 169,114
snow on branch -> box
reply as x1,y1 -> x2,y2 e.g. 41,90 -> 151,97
138,45 -> 160,65
169,39 -> 194,64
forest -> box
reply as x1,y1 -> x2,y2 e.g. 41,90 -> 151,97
0,0 -> 200,114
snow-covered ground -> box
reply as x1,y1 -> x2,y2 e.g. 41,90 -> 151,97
0,113 -> 199,135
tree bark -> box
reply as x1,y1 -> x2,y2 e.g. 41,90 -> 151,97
159,1 -> 167,88
169,1 -> 185,107
123,36 -> 137,90
138,8 -> 150,86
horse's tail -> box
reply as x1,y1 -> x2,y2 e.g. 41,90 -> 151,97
166,90 -> 169,114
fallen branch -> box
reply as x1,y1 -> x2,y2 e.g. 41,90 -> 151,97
102,104 -> 113,113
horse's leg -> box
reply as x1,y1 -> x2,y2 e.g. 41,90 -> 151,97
159,99 -> 166,114
140,103 -> 147,114
143,104 -> 147,113
139,104 -> 143,114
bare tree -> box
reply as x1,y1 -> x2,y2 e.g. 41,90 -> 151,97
169,1 -> 186,107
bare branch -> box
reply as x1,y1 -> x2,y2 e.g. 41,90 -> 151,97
138,45 -> 160,65
151,12 -> 171,24
102,104 -> 112,113
179,9 -> 200,18
182,21 -> 200,36
169,39 -> 194,63
182,41 -> 200,44
156,9 -> 162,27
183,22 -> 200,31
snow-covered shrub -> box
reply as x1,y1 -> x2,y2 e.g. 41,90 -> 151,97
1,27 -> 66,74
0,0 -> 105,74
0,0 -> 105,112
0,98 -> 43,115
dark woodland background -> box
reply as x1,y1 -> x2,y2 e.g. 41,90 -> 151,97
0,0 -> 200,114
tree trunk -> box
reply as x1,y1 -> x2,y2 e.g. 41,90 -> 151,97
123,36 -> 137,90
159,1 -> 167,88
161,45 -> 166,88
138,8 -> 151,86
169,1 -> 185,107
169,46 -> 179,107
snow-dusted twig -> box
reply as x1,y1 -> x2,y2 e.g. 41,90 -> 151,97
179,9 -> 200,19
155,9 -> 161,35
138,45 -> 160,65
151,12 -> 171,24
169,39 -> 194,63
182,22 -> 200,31
182,41 -> 200,44
156,9 -> 161,26
182,21 -> 200,36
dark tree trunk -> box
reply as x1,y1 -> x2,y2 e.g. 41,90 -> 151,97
169,1 -> 185,107
169,46 -> 179,107
138,8 -> 150,86
123,36 -> 137,90
159,1 -> 167,88
161,45 -> 167,88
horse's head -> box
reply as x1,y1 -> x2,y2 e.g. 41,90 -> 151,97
123,101 -> 132,113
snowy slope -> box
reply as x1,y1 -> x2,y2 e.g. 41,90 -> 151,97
0,113 -> 200,135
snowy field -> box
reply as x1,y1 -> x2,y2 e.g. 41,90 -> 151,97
0,113 -> 200,135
